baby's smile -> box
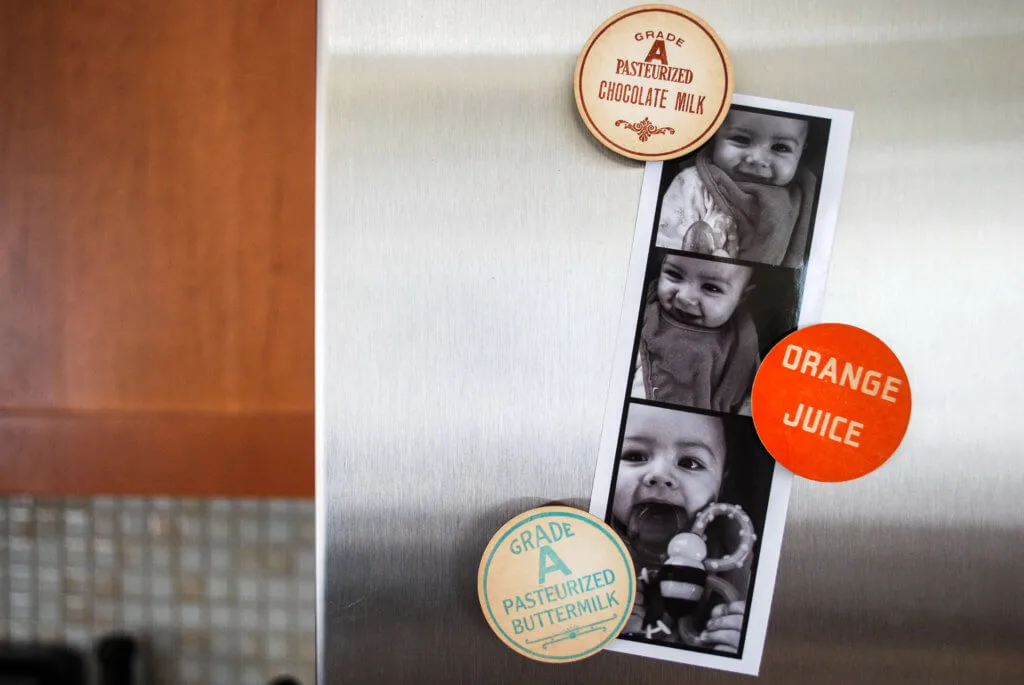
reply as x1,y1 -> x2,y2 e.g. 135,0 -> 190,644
710,110 -> 809,188
731,163 -> 775,183
666,304 -> 703,326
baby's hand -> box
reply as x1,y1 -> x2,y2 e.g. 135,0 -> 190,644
698,600 -> 745,653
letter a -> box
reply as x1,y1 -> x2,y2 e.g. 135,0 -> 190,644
644,39 -> 668,65
537,546 -> 572,584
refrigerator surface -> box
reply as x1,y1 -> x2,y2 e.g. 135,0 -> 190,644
318,1 -> 1024,682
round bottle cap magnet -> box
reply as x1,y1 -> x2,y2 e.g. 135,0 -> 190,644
574,4 -> 734,161
477,506 -> 635,663
751,323 -> 912,482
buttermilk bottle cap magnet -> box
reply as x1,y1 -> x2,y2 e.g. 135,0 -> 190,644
477,506 -> 635,663
574,4 -> 734,161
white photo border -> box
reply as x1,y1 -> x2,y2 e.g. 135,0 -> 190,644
588,94 -> 854,676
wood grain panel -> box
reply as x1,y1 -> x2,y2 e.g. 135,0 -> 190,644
0,4 -> 67,409
0,411 -> 313,497
0,0 -> 315,495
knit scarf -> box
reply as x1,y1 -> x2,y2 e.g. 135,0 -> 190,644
639,295 -> 759,414
695,149 -> 817,267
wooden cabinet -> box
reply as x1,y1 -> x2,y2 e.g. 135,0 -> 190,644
1,1 -> 315,496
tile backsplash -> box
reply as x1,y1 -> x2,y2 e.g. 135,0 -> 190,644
0,496 -> 316,685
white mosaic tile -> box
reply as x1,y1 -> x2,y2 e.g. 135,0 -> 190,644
0,496 -> 316,685
238,519 -> 262,542
238,606 -> 262,628
182,547 -> 205,571
267,606 -> 291,631
123,601 -> 147,625
207,576 -> 231,600
177,514 -> 206,541
122,572 -> 146,597
208,499 -> 233,514
266,635 -> 289,660
179,603 -> 206,629
210,605 -> 235,629
242,663 -> 268,684
210,547 -> 234,570
209,518 -> 232,541
210,631 -> 235,656
267,579 -> 291,602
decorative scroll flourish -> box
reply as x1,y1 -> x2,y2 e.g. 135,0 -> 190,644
523,615 -> 619,649
614,117 -> 676,142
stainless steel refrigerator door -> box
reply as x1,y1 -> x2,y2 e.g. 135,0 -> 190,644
318,1 -> 1024,682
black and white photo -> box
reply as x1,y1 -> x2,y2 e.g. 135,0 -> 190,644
609,402 -> 773,655
630,251 -> 800,414
654,107 -> 831,268
589,94 -> 853,674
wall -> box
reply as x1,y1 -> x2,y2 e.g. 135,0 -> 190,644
0,497 -> 315,685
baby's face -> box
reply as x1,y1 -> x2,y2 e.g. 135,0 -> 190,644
711,110 -> 808,186
656,255 -> 752,329
613,404 -> 726,530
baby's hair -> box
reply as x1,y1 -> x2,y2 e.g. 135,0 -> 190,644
799,116 -> 830,179
717,414 -> 774,538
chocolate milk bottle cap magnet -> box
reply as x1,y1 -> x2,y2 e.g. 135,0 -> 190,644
574,4 -> 734,161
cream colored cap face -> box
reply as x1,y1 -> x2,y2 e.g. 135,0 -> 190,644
477,507 -> 635,663
574,4 -> 734,161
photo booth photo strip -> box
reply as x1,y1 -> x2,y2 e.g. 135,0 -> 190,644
589,94 -> 854,675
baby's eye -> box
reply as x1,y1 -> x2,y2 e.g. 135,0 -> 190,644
701,283 -> 724,295
727,134 -> 751,146
771,142 -> 795,154
621,450 -> 648,463
677,456 -> 706,471
662,268 -> 684,282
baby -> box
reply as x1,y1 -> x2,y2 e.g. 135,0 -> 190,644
612,404 -> 745,652
632,253 -> 759,414
656,110 -> 816,267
